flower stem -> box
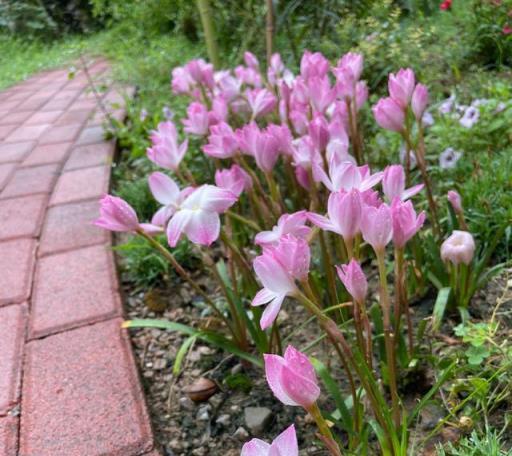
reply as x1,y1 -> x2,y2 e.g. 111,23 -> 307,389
307,402 -> 342,455
376,251 -> 400,429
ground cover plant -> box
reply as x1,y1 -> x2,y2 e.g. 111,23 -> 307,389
96,38 -> 512,453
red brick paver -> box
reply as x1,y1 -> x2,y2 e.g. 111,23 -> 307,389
20,319 -> 153,456
0,63 -> 157,455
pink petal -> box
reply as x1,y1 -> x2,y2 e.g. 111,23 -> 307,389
360,171 -> 383,192
241,439 -> 270,456
307,212 -> 337,233
151,205 -> 175,226
139,223 -> 163,235
401,183 -> 424,201
252,288 -> 277,306
260,294 -> 286,329
253,255 -> 295,294
148,172 -> 180,205
166,210 -> 193,247
183,210 -> 221,246
272,425 -> 298,456
281,363 -> 320,408
284,345 -> 317,385
264,354 -> 299,406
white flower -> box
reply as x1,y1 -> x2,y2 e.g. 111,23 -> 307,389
459,106 -> 480,129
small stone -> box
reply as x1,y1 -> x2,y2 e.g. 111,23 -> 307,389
420,403 -> 445,430
244,406 -> 272,435
216,414 -> 230,426
230,364 -> 243,375
233,426 -> 249,441
179,396 -> 196,411
197,404 -> 211,421
230,404 -> 240,413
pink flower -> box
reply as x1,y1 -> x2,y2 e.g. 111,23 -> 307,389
308,189 -> 362,242
268,53 -> 285,85
147,121 -> 188,171
320,161 -> 383,193
246,88 -> 277,119
166,185 -> 238,247
211,96 -> 228,123
372,97 -> 405,132
215,71 -> 241,102
336,259 -> 368,304
95,195 -> 140,232
267,124 -> 294,156
243,51 -> 260,70
308,115 -> 330,152
182,102 -> 210,136
148,172 -> 193,227
235,66 -> 262,87
390,199 -> 425,248
253,130 -> 281,172
382,165 -> 424,201
252,236 -> 310,329
447,190 -> 463,213
291,135 -> 323,180
503,24 -> 512,35
264,345 -> 320,408
215,165 -> 252,197
388,68 -> 415,108
202,122 -> 239,159
171,66 -> 195,95
185,59 -> 214,88
412,84 -> 429,121
255,211 -> 311,246
300,51 -> 329,80
361,204 -> 393,252
335,52 -> 364,81
307,76 -> 335,114
241,424 -> 298,456
441,230 -> 475,265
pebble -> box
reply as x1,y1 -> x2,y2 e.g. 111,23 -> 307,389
216,414 -> 231,426
197,404 -> 211,421
233,426 -> 249,441
179,396 -> 196,411
230,364 -> 243,375
244,407 -> 272,435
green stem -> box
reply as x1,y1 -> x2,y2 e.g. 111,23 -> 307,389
226,210 -> 261,232
307,402 -> 342,455
196,0 -> 220,68
376,251 -> 400,430
137,230 -> 234,333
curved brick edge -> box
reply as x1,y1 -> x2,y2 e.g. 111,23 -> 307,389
0,61 -> 161,456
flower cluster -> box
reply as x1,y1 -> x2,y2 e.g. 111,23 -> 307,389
94,50 -> 481,455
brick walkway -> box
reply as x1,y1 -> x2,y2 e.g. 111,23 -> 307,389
0,61 -> 159,455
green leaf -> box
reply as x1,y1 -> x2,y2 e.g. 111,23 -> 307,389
432,287 -> 451,332
466,345 -> 490,365
173,335 -> 197,376
123,319 -> 262,367
311,357 -> 354,435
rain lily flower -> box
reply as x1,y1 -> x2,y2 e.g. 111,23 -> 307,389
412,84 -> 429,121
148,172 -> 194,227
264,345 -> 320,408
308,189 -> 362,242
255,211 -> 311,246
300,51 -> 329,80
372,97 -> 405,132
235,65 -> 262,87
243,51 -> 259,70
447,190 -> 463,213
334,52 -> 364,82
441,230 -> 475,265
307,76 -> 335,113
202,122 -> 239,159
252,130 -> 281,173
246,88 -> 277,119
320,161 -> 383,193
459,106 -> 480,128
147,121 -> 188,172
390,199 -> 426,248
182,102 -> 210,136
215,165 -> 252,197
252,236 -> 310,329
185,59 -> 214,88
171,66 -> 195,95
308,115 -> 330,152
267,53 -> 285,85
336,259 -> 368,304
439,147 -> 462,169
355,80 -> 369,110
267,124 -> 294,156
166,185 -> 238,247
388,68 -> 415,108
382,165 -> 424,201
241,424 -> 298,456
95,195 -> 160,234
361,204 -> 393,252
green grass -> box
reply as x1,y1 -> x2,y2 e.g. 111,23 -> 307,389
0,35 -> 92,89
